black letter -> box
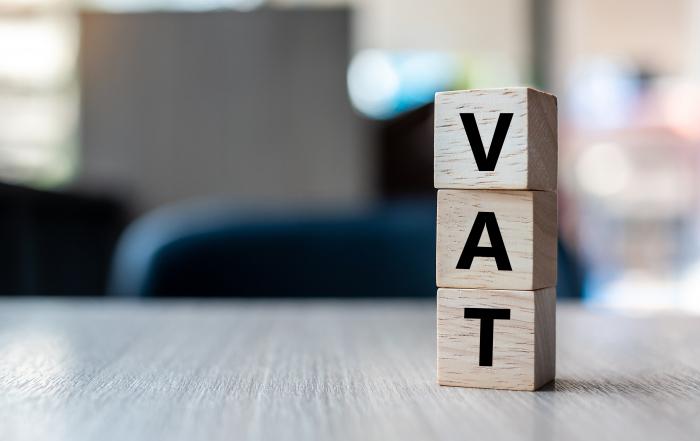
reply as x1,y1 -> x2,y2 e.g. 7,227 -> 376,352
456,212 -> 512,271
460,113 -> 513,171
464,308 -> 511,366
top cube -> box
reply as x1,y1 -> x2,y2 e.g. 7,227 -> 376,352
434,87 -> 557,191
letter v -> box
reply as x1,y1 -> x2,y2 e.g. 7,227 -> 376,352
459,113 -> 513,171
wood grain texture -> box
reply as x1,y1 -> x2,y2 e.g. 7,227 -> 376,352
437,287 -> 555,391
534,286 -> 556,387
526,88 -> 558,191
436,189 -> 557,290
434,87 -> 557,190
1,298 -> 700,441
532,190 -> 558,289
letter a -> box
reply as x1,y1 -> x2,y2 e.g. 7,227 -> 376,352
459,113 -> 513,171
456,212 -> 512,271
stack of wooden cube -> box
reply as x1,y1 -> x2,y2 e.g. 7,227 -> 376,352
435,88 -> 558,391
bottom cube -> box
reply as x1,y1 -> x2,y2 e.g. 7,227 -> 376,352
437,287 -> 555,391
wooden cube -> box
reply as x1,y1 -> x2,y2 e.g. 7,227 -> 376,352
437,287 -> 555,391
436,189 -> 557,290
434,87 -> 557,191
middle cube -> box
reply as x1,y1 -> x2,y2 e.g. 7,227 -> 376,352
437,189 -> 557,290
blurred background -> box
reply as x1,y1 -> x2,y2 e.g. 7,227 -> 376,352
1,0 -> 699,310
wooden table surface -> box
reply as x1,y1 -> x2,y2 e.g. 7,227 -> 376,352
0,298 -> 699,441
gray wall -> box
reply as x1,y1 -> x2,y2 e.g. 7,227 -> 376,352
79,9 -> 372,215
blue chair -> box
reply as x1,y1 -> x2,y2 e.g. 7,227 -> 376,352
108,199 -> 437,297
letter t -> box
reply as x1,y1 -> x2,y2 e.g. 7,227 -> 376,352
464,308 -> 511,366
